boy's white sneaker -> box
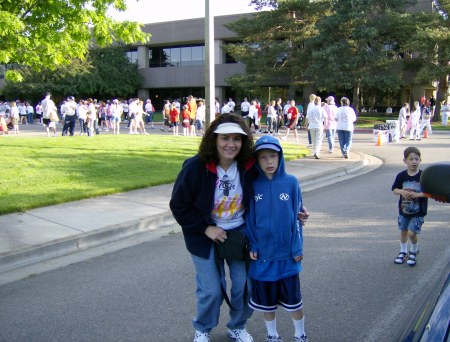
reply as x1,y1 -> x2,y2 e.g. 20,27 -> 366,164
228,328 -> 253,342
193,330 -> 210,342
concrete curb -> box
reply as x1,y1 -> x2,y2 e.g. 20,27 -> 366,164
0,212 -> 176,274
300,152 -> 374,192
0,152 -> 381,276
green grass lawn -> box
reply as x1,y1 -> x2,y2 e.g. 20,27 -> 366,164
0,134 -> 308,215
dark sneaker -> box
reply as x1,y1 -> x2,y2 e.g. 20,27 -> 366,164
407,252 -> 417,266
394,252 -> 408,264
294,335 -> 308,342
267,335 -> 283,342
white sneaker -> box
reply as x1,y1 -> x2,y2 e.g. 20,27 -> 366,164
193,330 -> 210,342
228,328 -> 253,342
280,136 -> 286,141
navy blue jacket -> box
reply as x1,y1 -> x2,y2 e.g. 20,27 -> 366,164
170,154 -> 257,258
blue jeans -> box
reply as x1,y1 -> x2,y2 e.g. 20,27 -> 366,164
190,243 -> 253,332
326,129 -> 336,151
337,130 -> 353,155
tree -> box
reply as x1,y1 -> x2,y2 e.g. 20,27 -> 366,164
304,0 -> 416,110
0,0 -> 149,81
405,0 -> 450,120
225,0 -> 326,96
1,46 -> 140,103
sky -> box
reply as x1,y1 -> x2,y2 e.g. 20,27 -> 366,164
109,0 -> 260,24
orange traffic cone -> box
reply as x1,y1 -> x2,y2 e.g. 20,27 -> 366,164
423,128 -> 429,138
376,132 -> 382,146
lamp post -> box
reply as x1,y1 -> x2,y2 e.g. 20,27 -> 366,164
205,0 -> 215,127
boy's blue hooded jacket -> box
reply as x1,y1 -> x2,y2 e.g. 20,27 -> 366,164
246,135 -> 303,281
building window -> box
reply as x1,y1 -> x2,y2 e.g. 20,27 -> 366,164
126,50 -> 138,64
149,45 -> 205,68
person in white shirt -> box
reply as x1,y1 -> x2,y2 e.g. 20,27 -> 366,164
398,103 -> 409,138
26,102 -> 34,124
215,98 -> 221,118
62,96 -> 77,136
221,102 -> 232,115
10,101 -> 20,134
240,97 -> 250,123
41,93 -> 58,137
419,104 -> 432,138
35,102 -> 43,124
248,100 -> 259,133
306,96 -> 325,159
77,100 -> 88,135
323,96 -> 338,153
195,100 -> 206,136
440,100 -> 449,126
408,101 -> 421,140
335,97 -> 357,158
18,102 -> 27,124
111,99 -> 124,134
227,98 -> 235,112
144,99 -> 154,129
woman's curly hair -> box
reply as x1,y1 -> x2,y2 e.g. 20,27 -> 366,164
199,114 -> 254,168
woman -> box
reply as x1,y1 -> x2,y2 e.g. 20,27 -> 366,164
398,103 -> 409,139
408,101 -> 421,140
170,114 -> 256,342
10,101 -> 19,134
306,96 -> 325,159
441,100 -> 449,127
266,100 -> 277,134
77,100 -> 88,135
335,97 -> 357,159
323,96 -> 338,153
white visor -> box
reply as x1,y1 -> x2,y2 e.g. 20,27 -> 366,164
214,122 -> 247,135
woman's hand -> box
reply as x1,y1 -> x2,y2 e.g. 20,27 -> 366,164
205,226 -> 227,243
249,251 -> 258,260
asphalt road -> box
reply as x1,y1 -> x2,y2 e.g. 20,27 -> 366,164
0,131 -> 448,342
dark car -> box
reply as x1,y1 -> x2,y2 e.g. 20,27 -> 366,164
398,261 -> 450,341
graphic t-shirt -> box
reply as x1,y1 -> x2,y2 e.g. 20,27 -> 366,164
211,161 -> 245,230
392,169 -> 428,217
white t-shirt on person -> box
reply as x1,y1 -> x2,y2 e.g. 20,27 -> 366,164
211,161 -> 245,230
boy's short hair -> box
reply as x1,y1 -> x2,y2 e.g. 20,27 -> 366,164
404,146 -> 421,159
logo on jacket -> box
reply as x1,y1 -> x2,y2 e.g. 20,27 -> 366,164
279,193 -> 289,201
254,193 -> 263,201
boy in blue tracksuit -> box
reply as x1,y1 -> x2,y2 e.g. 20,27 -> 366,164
246,135 -> 309,342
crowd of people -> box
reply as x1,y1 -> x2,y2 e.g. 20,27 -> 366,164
398,97 -> 449,140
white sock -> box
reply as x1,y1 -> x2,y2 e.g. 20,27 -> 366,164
293,317 -> 305,337
411,243 -> 418,253
265,318 -> 278,337
400,242 -> 408,254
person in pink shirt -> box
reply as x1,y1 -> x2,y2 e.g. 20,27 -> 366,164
323,96 -> 338,153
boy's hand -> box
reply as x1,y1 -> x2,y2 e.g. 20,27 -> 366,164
294,255 -> 303,262
298,206 -> 310,225
401,189 -> 415,200
249,251 -> 258,260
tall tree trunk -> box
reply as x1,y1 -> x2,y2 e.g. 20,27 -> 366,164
434,75 -> 448,122
353,83 -> 360,113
